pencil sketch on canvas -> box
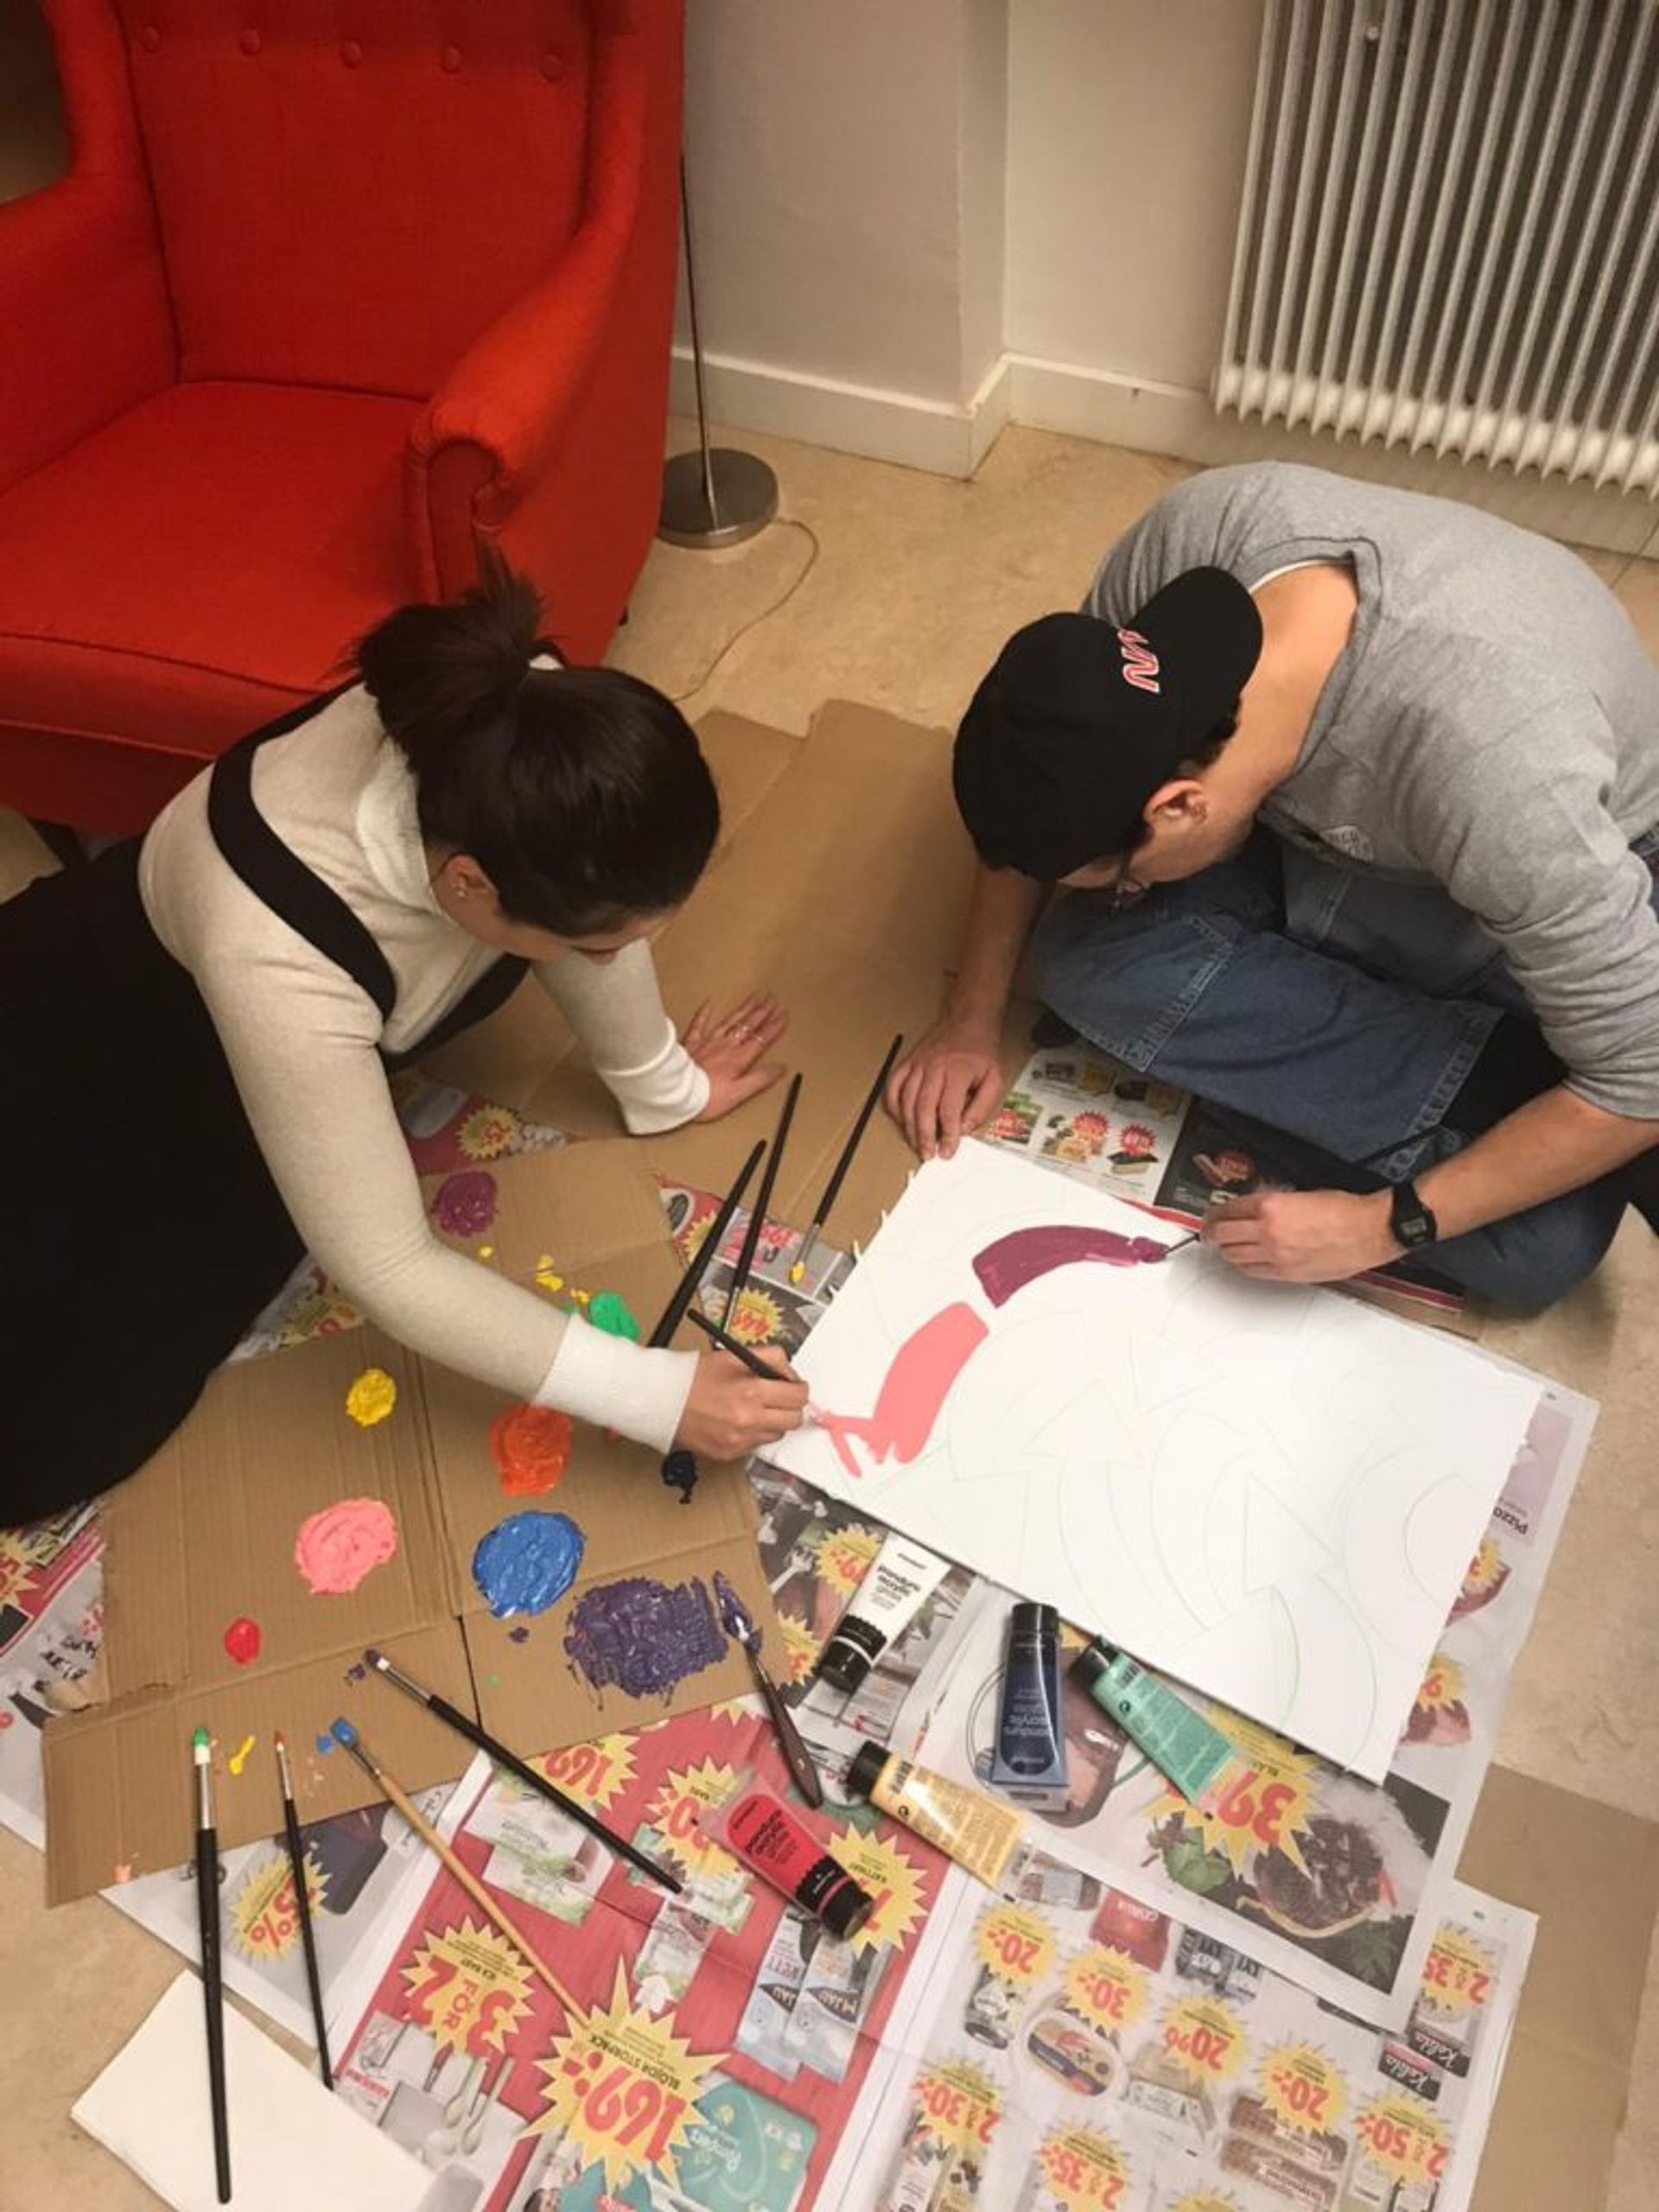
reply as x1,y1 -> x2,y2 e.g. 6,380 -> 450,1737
768,1145 -> 1541,1780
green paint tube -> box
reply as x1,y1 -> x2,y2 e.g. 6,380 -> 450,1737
1069,1640 -> 1243,1809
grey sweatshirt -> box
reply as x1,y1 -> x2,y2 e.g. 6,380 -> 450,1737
1086,462 -> 1659,1120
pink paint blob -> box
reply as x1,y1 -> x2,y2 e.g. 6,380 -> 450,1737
815,1300 -> 989,1480
972,1223 -> 1167,1306
294,1498 -> 399,1595
223,1616 -> 263,1666
431,1168 -> 499,1237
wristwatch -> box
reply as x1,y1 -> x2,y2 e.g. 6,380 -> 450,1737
1389,1179 -> 1439,1249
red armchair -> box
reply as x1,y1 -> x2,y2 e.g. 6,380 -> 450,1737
0,0 -> 683,834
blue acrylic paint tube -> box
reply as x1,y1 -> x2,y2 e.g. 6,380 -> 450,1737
989,1602 -> 1069,1808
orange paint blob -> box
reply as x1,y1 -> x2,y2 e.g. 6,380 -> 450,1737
490,1404 -> 575,1495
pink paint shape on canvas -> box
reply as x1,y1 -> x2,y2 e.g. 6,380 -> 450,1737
814,1300 -> 989,1480
971,1223 -> 1168,1306
294,1498 -> 399,1594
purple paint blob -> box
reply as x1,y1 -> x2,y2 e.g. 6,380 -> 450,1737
563,1576 -> 727,1700
972,1223 -> 1168,1306
432,1169 -> 499,1237
345,1662 -> 368,1682
508,1624 -> 531,1644
472,1510 -> 586,1619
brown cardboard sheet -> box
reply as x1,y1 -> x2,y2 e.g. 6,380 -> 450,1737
420,710 -> 811,1146
44,1145 -> 779,1903
428,701 -> 984,1252
1461,1768 -> 1659,2212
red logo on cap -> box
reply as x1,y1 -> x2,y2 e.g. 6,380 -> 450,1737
1116,628 -> 1161,695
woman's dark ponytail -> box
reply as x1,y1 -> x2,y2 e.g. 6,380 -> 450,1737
353,556 -> 719,936
355,551 -> 542,782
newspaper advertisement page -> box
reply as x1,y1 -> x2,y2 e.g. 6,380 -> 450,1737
899,1378 -> 1592,2030
0,1508 -> 101,1847
326,1704 -> 956,2211
820,1864 -> 1535,2212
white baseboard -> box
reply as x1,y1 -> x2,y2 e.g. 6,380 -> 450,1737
671,345 -> 1659,557
670,348 -> 1001,480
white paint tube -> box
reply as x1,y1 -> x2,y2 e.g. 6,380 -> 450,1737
815,1532 -> 950,1695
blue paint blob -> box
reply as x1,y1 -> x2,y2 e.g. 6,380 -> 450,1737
315,1732 -> 336,1757
472,1510 -> 586,1620
563,1576 -> 726,1700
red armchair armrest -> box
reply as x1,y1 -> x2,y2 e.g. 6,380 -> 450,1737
404,5 -> 677,601
0,0 -> 175,496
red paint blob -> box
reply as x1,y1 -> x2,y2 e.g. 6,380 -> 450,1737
223,1617 -> 263,1666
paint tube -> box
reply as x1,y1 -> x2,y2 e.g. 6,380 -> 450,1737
816,1532 -> 950,1694
845,1743 -> 1026,1890
700,1773 -> 874,1939
989,1602 -> 1069,1808
1069,1639 -> 1245,1810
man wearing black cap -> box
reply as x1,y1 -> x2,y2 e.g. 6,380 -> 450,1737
888,461 -> 1659,1306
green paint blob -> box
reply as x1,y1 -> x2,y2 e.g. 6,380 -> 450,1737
587,1291 -> 642,1342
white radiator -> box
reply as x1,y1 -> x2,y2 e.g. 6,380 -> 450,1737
1216,0 -> 1659,496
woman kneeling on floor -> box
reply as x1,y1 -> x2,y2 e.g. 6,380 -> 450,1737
0,561 -> 807,1523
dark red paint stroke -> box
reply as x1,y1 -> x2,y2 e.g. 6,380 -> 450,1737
815,1301 -> 990,1480
972,1224 -> 1168,1306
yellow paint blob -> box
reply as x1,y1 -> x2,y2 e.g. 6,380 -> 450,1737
346,1366 -> 397,1427
536,1268 -> 565,1294
228,1734 -> 256,1777
477,1244 -> 495,1259
789,1261 -> 806,1284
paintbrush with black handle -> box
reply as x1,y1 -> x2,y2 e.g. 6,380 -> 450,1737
274,1732 -> 333,2087
721,1071 -> 802,1330
649,1139 -> 766,1346
364,1649 -> 681,1893
714,1574 -> 825,1808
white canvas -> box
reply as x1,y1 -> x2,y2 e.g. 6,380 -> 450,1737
73,1972 -> 429,2212
771,1145 -> 1541,1780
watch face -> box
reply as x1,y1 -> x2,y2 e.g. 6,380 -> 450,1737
1391,1187 -> 1436,1246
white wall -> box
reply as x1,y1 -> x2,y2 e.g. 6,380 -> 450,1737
680,1 -> 973,402
675,0 -> 1010,473
957,0 -> 1010,397
1004,0 -> 1261,386
672,0 -> 1656,551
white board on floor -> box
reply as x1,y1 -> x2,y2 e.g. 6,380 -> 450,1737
73,1972 -> 428,2212
770,1145 -> 1541,1780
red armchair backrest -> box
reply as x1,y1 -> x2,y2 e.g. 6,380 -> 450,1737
99,0 -> 602,397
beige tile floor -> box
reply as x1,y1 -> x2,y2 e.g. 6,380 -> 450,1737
2,422 -> 1656,2206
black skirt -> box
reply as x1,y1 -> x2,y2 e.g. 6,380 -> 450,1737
0,844 -> 307,1524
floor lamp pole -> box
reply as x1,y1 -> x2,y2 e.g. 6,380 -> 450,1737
658,154 -> 779,548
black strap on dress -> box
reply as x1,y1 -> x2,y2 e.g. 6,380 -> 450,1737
206,692 -> 529,1068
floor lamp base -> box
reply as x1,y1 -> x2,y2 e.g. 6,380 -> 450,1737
658,448 -> 779,549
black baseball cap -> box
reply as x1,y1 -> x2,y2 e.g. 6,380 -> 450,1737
952,569 -> 1263,880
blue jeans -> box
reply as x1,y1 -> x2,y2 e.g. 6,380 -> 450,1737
1031,833 -> 1651,1309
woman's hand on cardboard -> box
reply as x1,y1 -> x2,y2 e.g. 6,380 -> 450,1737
887,1015 -> 1007,1160
685,993 -> 790,1121
677,1347 -> 809,1459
